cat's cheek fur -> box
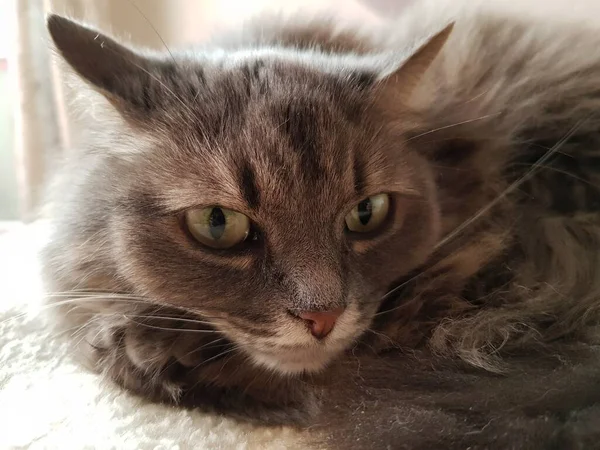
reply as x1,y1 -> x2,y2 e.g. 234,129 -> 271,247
104,170 -> 441,376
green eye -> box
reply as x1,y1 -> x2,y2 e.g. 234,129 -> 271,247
185,207 -> 250,249
345,193 -> 390,233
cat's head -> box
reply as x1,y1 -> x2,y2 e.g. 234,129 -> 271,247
47,15 -> 451,374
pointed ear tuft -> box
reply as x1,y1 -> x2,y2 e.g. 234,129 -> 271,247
47,14 -> 153,111
379,22 -> 454,100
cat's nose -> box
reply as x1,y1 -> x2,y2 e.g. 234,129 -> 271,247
295,308 -> 344,340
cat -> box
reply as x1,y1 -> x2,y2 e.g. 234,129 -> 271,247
42,0 -> 600,448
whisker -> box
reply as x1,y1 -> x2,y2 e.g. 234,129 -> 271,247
376,270 -> 426,307
125,0 -> 176,64
463,86 -> 495,104
122,315 -> 220,333
75,322 -> 106,354
47,296 -> 153,306
511,162 -> 600,189
63,310 -> 217,328
0,296 -> 196,326
120,314 -> 215,326
39,319 -> 102,342
186,346 -> 242,390
159,338 -> 228,375
405,113 -> 502,142
69,316 -> 104,340
375,117 -> 590,316
527,142 -> 574,158
433,117 -> 589,252
44,293 -> 147,300
366,328 -> 395,345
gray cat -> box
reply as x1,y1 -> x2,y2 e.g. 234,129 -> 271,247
42,2 -> 600,448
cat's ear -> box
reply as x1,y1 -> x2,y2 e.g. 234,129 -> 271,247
47,14 -> 156,113
379,23 -> 454,100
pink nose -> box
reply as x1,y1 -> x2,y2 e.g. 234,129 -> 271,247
297,308 -> 344,339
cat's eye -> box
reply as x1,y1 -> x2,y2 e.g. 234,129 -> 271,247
185,207 -> 250,249
345,193 -> 390,233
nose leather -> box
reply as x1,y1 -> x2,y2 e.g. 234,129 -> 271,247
296,308 -> 344,339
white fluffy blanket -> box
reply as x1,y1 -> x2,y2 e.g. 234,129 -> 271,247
0,223 -> 302,449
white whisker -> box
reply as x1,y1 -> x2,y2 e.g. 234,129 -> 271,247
434,117 -> 589,252
1,296 -> 186,326
376,118 -> 590,316
124,0 -> 176,64
120,314 -> 214,326
189,346 -> 241,376
405,113 -> 501,142
122,315 -> 219,333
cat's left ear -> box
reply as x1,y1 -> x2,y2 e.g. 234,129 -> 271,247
47,14 -> 161,118
379,23 -> 454,100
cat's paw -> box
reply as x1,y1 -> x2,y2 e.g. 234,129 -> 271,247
69,311 -> 319,424
77,313 -> 213,402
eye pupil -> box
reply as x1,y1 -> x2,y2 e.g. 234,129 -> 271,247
344,193 -> 390,234
357,198 -> 372,225
208,207 -> 226,240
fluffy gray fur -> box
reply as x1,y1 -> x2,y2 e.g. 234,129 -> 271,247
42,1 -> 600,448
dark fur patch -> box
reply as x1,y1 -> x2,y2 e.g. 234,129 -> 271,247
240,64 -> 253,98
347,71 -> 375,92
240,60 -> 266,97
238,161 -> 261,209
140,83 -> 153,111
252,60 -> 265,79
121,191 -> 166,218
432,138 -> 479,165
352,154 -> 367,195
279,100 -> 322,176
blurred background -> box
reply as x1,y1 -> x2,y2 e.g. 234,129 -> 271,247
0,0 -> 413,227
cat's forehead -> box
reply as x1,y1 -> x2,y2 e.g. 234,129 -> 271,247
160,60 -> 372,164
196,54 -> 375,117
138,60 -> 393,216
129,53 -> 416,217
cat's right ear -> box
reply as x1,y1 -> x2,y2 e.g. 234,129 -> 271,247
378,23 -> 454,102
47,14 -> 155,114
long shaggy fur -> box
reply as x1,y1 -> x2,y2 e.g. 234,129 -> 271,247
379,0 -> 600,369
42,1 -> 600,448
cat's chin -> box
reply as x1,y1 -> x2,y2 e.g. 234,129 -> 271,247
250,346 -> 340,375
